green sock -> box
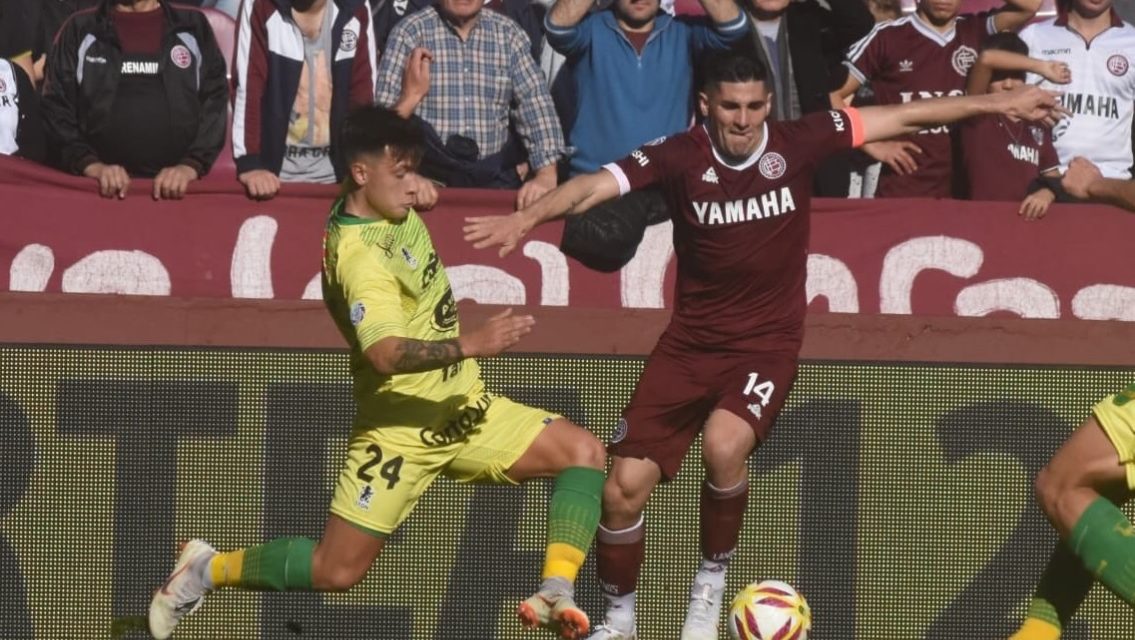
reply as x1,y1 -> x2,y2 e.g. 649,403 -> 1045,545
231,537 -> 316,591
1024,544 -> 1095,631
1070,497 -> 1135,605
542,466 -> 605,582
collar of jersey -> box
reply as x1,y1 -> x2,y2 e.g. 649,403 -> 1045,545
331,199 -> 412,225
705,122 -> 769,171
910,13 -> 959,47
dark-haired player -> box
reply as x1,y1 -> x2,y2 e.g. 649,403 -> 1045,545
465,53 -> 1065,640
148,106 -> 607,640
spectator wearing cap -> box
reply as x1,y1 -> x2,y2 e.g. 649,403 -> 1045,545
232,0 -> 377,200
41,0 -> 228,199
375,0 -> 566,209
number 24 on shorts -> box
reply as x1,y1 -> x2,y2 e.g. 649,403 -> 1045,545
357,444 -> 404,490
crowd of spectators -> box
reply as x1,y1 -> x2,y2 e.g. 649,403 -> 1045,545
2,0 -> 1135,215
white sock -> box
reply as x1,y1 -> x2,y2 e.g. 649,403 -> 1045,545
602,591 -> 636,631
693,558 -> 728,593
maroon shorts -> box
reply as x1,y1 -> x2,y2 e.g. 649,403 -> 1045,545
609,341 -> 799,481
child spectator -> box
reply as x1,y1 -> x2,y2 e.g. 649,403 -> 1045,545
959,32 -> 1068,219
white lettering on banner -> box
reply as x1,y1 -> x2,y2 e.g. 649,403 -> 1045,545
231,215 -> 278,299
7,216 -> 1133,322
620,222 -> 673,309
806,254 -> 859,312
9,244 -> 54,292
302,273 -> 322,300
954,278 -> 1060,318
1072,285 -> 1135,321
447,265 -> 525,304
880,237 -> 983,314
522,241 -> 569,306
61,250 -> 170,295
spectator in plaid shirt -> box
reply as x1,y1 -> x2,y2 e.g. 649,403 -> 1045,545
375,0 -> 566,208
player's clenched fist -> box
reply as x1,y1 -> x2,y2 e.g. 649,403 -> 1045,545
458,308 -> 535,357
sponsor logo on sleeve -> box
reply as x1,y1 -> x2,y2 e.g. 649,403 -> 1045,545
829,110 -> 846,132
170,45 -> 192,70
631,150 -> 650,167
350,301 -> 366,326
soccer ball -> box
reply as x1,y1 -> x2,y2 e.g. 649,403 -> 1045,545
727,579 -> 811,640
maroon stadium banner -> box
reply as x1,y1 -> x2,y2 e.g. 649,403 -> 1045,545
1,155 -> 1132,321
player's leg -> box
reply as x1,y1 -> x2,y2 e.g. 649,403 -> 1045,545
1011,405 -> 1135,640
589,455 -> 664,640
507,417 -> 607,639
680,354 -> 795,640
680,409 -> 757,640
149,517 -> 386,639
589,341 -> 713,640
441,396 -> 604,639
149,429 -> 437,639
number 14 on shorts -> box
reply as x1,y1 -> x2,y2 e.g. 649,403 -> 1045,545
743,372 -> 775,421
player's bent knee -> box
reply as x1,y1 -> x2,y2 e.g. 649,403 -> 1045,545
313,561 -> 372,592
602,476 -> 649,521
702,434 -> 749,470
568,431 -> 606,469
1033,465 -> 1061,517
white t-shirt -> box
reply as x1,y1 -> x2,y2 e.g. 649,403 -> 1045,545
0,60 -> 19,156
1020,15 -> 1135,178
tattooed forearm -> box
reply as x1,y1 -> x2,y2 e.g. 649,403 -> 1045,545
391,338 -> 464,374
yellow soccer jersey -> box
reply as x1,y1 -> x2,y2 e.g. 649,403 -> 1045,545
322,199 -> 484,433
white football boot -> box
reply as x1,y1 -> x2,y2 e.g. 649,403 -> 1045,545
679,579 -> 725,640
585,622 -> 638,639
148,539 -> 216,640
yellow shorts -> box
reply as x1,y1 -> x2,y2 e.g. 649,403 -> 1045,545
329,393 -> 558,536
1092,386 -> 1135,490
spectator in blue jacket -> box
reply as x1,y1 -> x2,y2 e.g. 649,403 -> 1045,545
545,0 -> 747,271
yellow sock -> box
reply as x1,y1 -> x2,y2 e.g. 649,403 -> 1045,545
542,542 -> 586,583
1008,618 -> 1061,640
209,549 -> 246,588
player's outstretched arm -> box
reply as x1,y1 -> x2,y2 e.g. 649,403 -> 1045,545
365,309 -> 535,374
966,50 -> 1071,95
993,0 -> 1042,33
1063,156 -> 1135,212
464,169 -> 622,256
857,85 -> 1066,144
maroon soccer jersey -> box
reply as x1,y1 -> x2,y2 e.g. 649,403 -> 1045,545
604,108 -> 864,353
846,12 -> 994,198
960,115 -> 1059,201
